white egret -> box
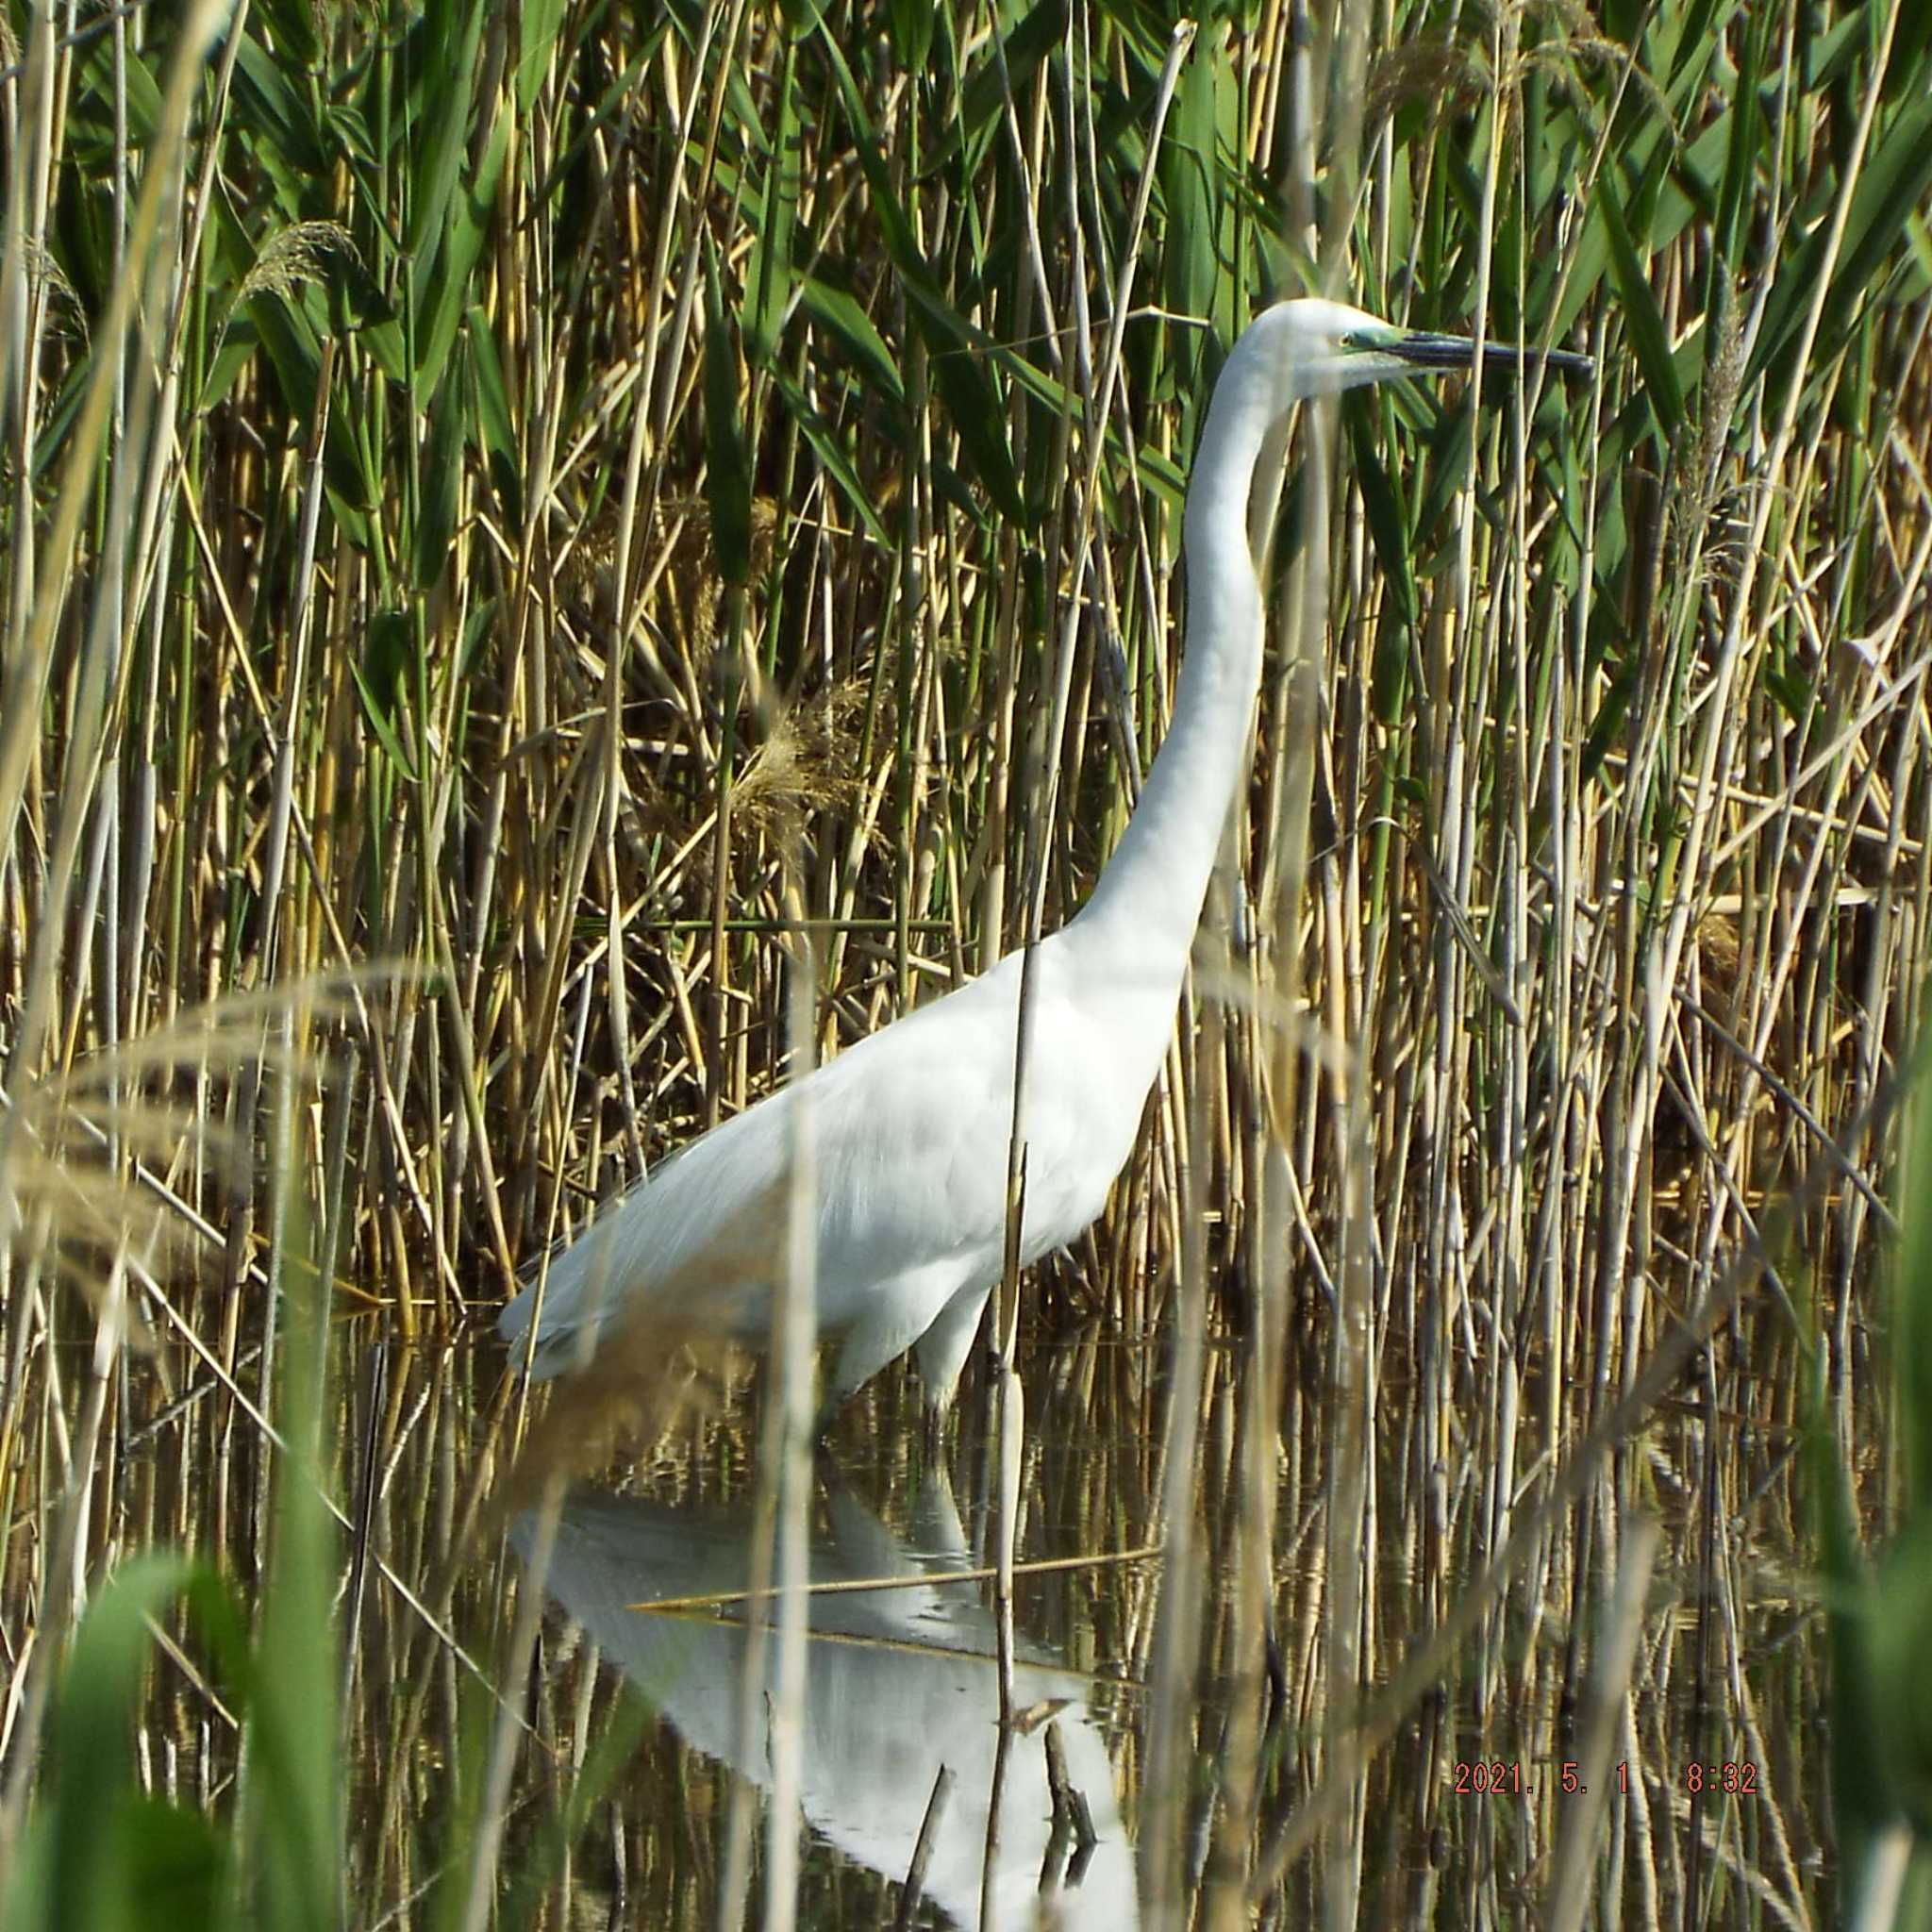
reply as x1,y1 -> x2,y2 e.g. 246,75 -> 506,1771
500,298 -> 1590,1412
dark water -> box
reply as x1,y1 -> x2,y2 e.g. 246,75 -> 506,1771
86,1306 -> 1836,1927
320,1320 -> 1828,1928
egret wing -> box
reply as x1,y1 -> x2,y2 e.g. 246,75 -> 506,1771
499,965 -> 1023,1374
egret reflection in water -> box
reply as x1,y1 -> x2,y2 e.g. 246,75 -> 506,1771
513,1476 -> 1140,1928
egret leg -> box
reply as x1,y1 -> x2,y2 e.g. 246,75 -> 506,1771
827,1263 -> 971,1406
911,1280 -> 994,1411
810,1394 -> 841,1448
920,1395 -> 950,1466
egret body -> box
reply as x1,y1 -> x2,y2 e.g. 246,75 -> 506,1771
499,299 -> 1589,1409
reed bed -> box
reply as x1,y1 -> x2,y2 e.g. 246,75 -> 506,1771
3,0 -> 1931,1924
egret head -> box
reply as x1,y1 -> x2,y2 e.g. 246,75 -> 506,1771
1250,296 -> 1592,402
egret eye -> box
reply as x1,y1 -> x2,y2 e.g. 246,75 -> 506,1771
1339,331 -> 1364,350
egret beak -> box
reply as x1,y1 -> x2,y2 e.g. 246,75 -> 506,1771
1390,330 -> 1594,378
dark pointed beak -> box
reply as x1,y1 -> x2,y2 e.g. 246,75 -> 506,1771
1391,331 -> 1594,378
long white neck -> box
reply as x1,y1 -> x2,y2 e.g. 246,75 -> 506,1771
1067,339 -> 1282,1006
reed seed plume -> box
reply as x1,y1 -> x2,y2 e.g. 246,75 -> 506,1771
234,220 -> 358,310
497,1327 -> 741,1510
1364,33 -> 1486,136
18,240 -> 86,348
0,974 -> 388,1356
500,1166 -> 795,1503
729,680 -> 871,849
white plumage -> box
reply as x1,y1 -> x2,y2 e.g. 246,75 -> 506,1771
499,298 -> 1588,1410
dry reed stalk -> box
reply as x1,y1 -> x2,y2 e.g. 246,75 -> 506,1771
2,0 -> 1926,1920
